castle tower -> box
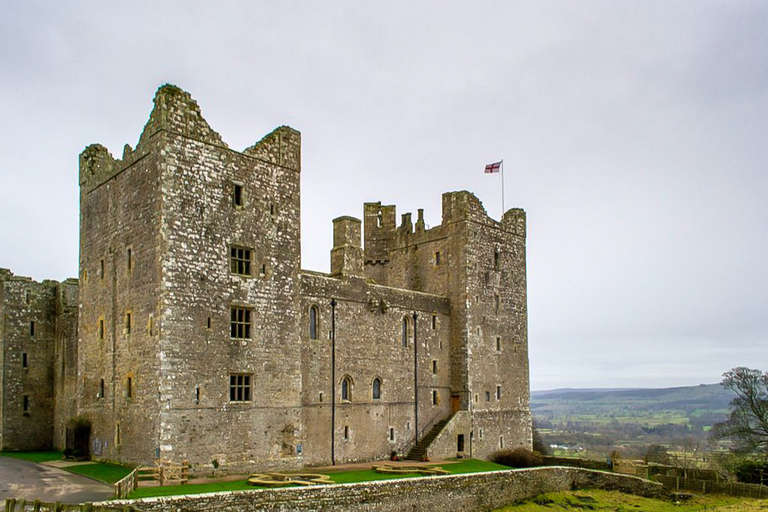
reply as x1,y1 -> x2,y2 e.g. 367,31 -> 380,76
77,85 -> 305,469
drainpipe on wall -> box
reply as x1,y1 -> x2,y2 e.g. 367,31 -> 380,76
413,312 -> 418,446
330,298 -> 337,466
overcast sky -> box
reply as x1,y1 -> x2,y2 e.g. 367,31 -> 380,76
1,2 -> 766,391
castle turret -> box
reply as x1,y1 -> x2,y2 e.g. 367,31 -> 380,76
330,216 -> 364,278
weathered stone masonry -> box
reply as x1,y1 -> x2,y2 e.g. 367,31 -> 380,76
0,84 -> 532,472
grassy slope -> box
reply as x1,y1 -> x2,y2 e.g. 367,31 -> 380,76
494,490 -> 765,511
64,462 -> 134,484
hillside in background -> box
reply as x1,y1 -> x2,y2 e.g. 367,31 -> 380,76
531,383 -> 735,459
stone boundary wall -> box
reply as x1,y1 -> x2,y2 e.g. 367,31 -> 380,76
542,455 -> 611,471
105,467 -> 666,512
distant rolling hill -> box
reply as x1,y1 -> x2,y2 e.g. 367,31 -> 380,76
531,383 -> 735,427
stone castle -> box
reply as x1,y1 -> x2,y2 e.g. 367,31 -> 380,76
0,85 -> 531,472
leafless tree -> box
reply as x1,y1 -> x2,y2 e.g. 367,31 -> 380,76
712,367 -> 768,459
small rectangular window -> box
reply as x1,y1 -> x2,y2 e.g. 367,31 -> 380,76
229,374 -> 252,401
22,352 -> 28,368
431,315 -> 437,330
126,376 -> 133,399
125,312 -> 132,335
116,423 -> 122,445
432,390 -> 439,405
99,319 -> 105,340
432,360 -> 438,375
230,246 -> 252,276
496,337 -> 501,352
230,307 -> 252,339
496,385 -> 502,400
485,391 -> 490,402
434,251 -> 441,265
206,317 -> 211,329
495,294 -> 500,314
494,249 -> 500,270
389,428 -> 395,441
126,248 -> 132,272
343,425 -> 349,441
24,291 -> 30,304
100,259 -> 105,279
233,184 -> 244,207
23,395 -> 29,413
30,321 -> 35,336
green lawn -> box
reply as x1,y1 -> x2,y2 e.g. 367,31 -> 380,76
128,459 -> 509,499
0,450 -> 63,463
65,462 -> 134,484
494,490 -> 762,511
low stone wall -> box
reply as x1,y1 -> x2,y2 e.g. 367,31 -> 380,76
104,466 -> 666,512
542,455 -> 611,471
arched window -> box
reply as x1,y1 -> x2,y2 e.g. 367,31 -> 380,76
309,305 -> 319,340
402,316 -> 411,347
341,376 -> 353,401
372,378 -> 381,400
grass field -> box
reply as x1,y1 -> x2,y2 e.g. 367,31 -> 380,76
493,489 -> 765,511
64,462 -> 134,484
128,459 -> 508,499
0,450 -> 63,463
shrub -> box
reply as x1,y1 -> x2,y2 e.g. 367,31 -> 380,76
491,448 -> 543,468
733,458 -> 768,485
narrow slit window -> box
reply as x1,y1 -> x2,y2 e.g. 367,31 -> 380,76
195,385 -> 200,404
99,319 -> 105,340
23,395 -> 29,413
343,425 -> 349,441
99,379 -> 105,398
389,428 -> 395,441
309,305 -> 319,340
432,360 -> 438,375
100,259 -> 105,279
22,352 -> 28,368
401,316 -> 411,347
30,321 -> 35,336
432,315 -> 437,330
25,291 -> 30,304
494,249 -> 500,270
434,251 -> 441,265
496,337 -> 501,352
233,184 -> 244,207
125,312 -> 132,335
126,377 -> 133,399
126,248 -> 132,272
432,390 -> 439,405
496,385 -> 502,400
495,294 -> 500,314
207,316 -> 211,329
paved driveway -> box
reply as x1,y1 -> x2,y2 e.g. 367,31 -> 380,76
0,456 -> 113,506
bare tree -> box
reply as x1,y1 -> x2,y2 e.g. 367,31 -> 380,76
712,367 -> 768,459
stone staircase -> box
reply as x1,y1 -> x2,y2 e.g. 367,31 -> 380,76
406,416 -> 452,460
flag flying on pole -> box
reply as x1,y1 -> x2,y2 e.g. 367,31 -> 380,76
484,161 -> 502,173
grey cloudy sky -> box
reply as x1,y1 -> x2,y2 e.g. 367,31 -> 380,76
1,2 -> 766,391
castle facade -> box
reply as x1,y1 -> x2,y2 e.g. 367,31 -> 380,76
0,85 -> 531,472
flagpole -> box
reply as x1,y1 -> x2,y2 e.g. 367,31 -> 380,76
501,159 -> 505,215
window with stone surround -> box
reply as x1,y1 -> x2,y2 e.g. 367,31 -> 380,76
432,389 -> 439,405
229,374 -> 252,402
401,316 -> 411,347
341,375 -> 353,402
125,312 -> 132,335
230,306 -> 251,339
23,395 -> 29,414
22,352 -> 28,369
309,304 -> 320,340
230,246 -> 252,276
372,377 -> 381,400
496,385 -> 502,400
126,247 -> 133,272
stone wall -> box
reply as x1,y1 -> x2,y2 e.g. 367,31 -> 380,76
0,271 -> 59,450
107,467 -> 667,512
